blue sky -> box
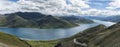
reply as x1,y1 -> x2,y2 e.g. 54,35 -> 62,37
9,0 -> 19,2
88,1 -> 111,9
66,0 -> 112,9
0,0 -> 120,16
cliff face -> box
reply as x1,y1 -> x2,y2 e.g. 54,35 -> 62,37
58,22 -> 120,47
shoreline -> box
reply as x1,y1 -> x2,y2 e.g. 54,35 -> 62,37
21,38 -> 59,41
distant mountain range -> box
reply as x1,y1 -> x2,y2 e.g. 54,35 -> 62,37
57,22 -> 120,47
59,16 -> 94,24
0,12 -> 93,28
83,16 -> 120,22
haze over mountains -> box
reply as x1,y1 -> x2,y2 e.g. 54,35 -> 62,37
83,16 -> 120,22
0,12 -> 93,28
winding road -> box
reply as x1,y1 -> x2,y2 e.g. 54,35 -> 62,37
73,39 -> 87,47
0,42 -> 8,47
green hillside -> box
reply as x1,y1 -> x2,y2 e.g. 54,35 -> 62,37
5,14 -> 31,28
58,22 -> 120,47
36,15 -> 78,28
0,32 -> 30,47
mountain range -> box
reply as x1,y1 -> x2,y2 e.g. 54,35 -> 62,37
59,16 -> 94,24
83,16 -> 120,22
0,12 -> 93,28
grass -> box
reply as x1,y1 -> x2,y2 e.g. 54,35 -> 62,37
25,40 -> 59,47
0,32 -> 30,47
0,31 -> 59,47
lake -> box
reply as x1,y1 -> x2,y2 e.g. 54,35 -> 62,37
0,20 -> 116,40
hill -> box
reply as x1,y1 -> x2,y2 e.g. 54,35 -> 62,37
0,32 -> 30,47
36,15 -> 77,28
5,14 -> 31,28
57,22 -> 120,47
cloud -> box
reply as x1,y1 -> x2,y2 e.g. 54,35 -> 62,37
0,0 -> 120,16
69,0 -> 90,8
107,0 -> 120,9
0,0 -> 90,15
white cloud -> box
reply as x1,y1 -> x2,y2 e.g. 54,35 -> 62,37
107,0 -> 120,9
0,0 -> 120,16
69,0 -> 90,8
0,0 -> 90,15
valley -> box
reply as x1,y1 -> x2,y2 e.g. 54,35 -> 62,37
0,12 -> 118,47
0,19 -> 116,47
0,0 -> 120,47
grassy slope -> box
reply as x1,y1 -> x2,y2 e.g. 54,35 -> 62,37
88,23 -> 120,47
0,32 -> 30,47
60,25 -> 106,42
26,40 -> 59,47
59,23 -> 120,47
59,25 -> 107,47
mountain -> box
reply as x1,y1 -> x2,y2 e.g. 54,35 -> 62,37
59,16 -> 94,24
5,12 -> 45,21
36,15 -> 77,28
0,16 -> 6,26
0,12 -> 94,28
102,16 -> 120,22
0,32 -> 30,47
0,12 -> 79,28
5,14 -> 31,28
83,16 -> 120,22
57,22 -> 120,47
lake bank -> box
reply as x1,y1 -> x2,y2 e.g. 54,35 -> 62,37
25,40 -> 59,47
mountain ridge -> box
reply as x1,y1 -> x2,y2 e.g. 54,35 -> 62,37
0,12 -> 94,28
